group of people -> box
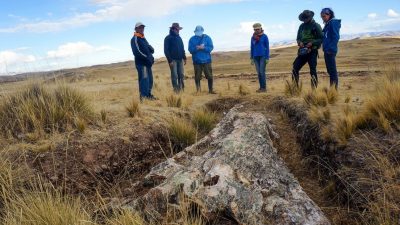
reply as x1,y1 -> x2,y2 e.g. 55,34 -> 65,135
130,8 -> 341,101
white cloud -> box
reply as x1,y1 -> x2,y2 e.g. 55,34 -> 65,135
0,0 -> 242,33
368,13 -> 378,19
47,42 -> 117,58
0,50 -> 36,65
387,9 -> 399,18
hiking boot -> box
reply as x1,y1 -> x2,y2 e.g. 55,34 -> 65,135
209,90 -> 217,94
256,88 -> 266,93
148,95 -> 158,100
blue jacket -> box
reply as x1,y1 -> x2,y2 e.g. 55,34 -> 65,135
322,19 -> 341,53
250,33 -> 269,59
131,34 -> 154,67
188,34 -> 213,64
164,30 -> 186,63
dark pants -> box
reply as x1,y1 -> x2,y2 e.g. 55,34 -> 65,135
253,56 -> 267,90
194,63 -> 214,92
292,49 -> 318,88
135,64 -> 153,99
170,59 -> 185,92
324,52 -> 338,89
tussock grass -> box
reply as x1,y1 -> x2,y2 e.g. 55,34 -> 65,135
100,109 -> 107,123
323,87 -> 338,104
167,117 -> 196,151
0,83 -> 94,138
166,95 -> 182,108
304,90 -> 328,107
106,210 -> 144,225
126,99 -> 140,117
191,108 -> 217,134
238,84 -> 250,96
284,80 -> 302,97
2,188 -> 91,225
308,106 -> 331,125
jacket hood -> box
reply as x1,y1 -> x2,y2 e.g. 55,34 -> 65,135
329,19 -> 341,28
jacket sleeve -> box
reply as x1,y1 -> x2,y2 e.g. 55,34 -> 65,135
164,36 -> 172,63
188,37 -> 196,54
312,24 -> 323,47
204,35 -> 213,53
264,34 -> 270,59
296,25 -> 302,44
131,36 -> 149,63
180,37 -> 186,60
250,38 -> 254,59
331,21 -> 341,46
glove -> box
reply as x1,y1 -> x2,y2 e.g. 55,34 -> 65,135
265,59 -> 269,65
250,58 -> 254,65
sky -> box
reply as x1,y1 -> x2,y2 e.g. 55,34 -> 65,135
0,0 -> 399,75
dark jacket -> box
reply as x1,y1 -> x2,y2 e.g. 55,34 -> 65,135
250,33 -> 270,59
131,34 -> 154,67
322,19 -> 341,53
296,20 -> 323,49
164,30 -> 186,63
188,34 -> 213,64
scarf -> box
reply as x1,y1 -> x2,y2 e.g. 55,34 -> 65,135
252,31 -> 264,43
133,32 -> 144,38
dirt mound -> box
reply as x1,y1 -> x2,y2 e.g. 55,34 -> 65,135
27,123 -> 169,198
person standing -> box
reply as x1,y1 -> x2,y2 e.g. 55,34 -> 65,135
130,22 -> 156,101
188,25 -> 216,94
292,10 -> 323,89
164,23 -> 187,93
321,8 -> 341,89
250,23 -> 270,93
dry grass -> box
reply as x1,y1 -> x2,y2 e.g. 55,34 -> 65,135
284,80 -> 302,97
191,108 -> 217,134
106,210 -> 145,225
323,87 -> 338,104
125,99 -> 140,117
304,90 -> 328,107
308,106 -> 331,125
166,94 -> 182,108
238,84 -> 250,96
167,117 -> 196,151
0,83 -> 94,138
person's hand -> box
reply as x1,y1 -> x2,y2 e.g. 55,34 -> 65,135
298,42 -> 304,48
306,42 -> 313,48
183,59 -> 187,65
250,58 -> 254,65
265,59 -> 269,65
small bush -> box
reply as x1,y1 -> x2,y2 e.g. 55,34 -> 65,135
0,84 -> 94,138
126,99 -> 140,117
168,117 -> 196,151
284,80 -> 302,97
238,84 -> 250,96
166,95 -> 182,108
192,108 -> 217,133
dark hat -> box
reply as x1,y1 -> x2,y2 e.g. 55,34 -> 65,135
299,10 -> 315,21
170,22 -> 183,30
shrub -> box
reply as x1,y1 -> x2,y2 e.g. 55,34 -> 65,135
192,108 -> 217,133
0,84 -> 94,137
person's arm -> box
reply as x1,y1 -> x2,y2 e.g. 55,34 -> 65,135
204,35 -> 213,53
188,37 -> 196,54
312,24 -> 323,47
331,20 -> 341,46
264,34 -> 270,60
297,25 -> 303,47
250,38 -> 254,59
164,36 -> 172,63
132,37 -> 148,61
180,37 -> 187,61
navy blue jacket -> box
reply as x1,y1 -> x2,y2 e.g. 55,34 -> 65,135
188,34 -> 213,64
250,33 -> 270,59
164,30 -> 186,63
322,19 -> 341,53
131,34 -> 154,67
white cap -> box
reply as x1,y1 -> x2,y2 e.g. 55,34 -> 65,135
135,22 -> 145,28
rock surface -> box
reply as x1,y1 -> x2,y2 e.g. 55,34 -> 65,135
126,105 -> 330,224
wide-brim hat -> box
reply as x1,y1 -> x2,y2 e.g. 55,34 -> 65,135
170,22 -> 183,30
299,10 -> 314,21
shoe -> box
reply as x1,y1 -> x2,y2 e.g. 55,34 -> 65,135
148,95 -> 158,100
256,88 -> 266,93
209,90 -> 217,94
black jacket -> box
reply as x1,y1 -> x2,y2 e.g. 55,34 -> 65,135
131,34 -> 154,66
164,30 -> 186,63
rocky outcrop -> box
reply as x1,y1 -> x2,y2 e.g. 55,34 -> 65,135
126,105 -> 330,224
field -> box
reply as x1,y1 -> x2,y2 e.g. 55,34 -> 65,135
0,37 -> 399,224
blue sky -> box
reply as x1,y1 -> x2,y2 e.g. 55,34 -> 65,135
0,0 -> 399,75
